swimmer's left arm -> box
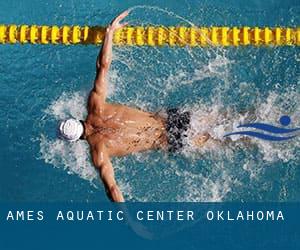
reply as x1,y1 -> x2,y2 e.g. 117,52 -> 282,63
94,11 -> 129,100
92,143 -> 125,202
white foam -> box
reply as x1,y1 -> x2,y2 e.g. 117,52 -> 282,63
45,91 -> 87,120
175,164 -> 233,202
39,92 -> 98,185
37,7 -> 299,202
180,89 -> 300,163
39,134 -> 97,183
253,90 -> 300,162
38,73 -> 300,203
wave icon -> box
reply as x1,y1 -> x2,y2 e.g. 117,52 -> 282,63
224,116 -> 300,141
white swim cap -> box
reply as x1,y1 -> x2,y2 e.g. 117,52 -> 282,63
58,118 -> 84,142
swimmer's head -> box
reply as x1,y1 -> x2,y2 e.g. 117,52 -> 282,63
57,118 -> 84,142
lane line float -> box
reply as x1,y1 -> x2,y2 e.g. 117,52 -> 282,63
0,25 -> 299,46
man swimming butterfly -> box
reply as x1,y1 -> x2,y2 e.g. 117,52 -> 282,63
58,11 -> 210,202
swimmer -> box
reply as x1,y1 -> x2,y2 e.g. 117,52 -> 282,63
58,11 -> 210,202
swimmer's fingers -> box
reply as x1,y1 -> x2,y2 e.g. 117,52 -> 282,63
114,10 -> 130,23
119,22 -> 129,29
110,10 -> 130,30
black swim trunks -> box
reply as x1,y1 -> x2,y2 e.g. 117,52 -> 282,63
166,108 -> 191,153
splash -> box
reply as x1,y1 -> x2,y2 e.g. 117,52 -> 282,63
45,92 -> 87,120
39,92 -> 98,185
39,134 -> 97,183
184,90 -> 300,161
38,6 -> 299,202
252,91 -> 300,162
39,89 -> 300,202
175,164 -> 234,202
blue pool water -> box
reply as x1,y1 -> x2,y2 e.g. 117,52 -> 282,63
0,0 -> 299,202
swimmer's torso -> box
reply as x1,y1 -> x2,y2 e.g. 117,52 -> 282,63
85,92 -> 167,156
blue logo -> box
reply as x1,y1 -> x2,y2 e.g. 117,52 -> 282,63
224,116 -> 300,141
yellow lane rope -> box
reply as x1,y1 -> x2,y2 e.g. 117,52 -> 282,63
0,25 -> 299,46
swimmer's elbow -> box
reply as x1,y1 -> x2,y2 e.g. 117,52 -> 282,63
92,156 -> 104,169
100,58 -> 111,70
96,57 -> 110,72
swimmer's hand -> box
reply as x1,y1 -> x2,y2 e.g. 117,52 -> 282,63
94,11 -> 129,101
107,10 -> 129,33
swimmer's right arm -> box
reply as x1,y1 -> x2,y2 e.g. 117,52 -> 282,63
92,143 -> 125,202
93,11 -> 129,100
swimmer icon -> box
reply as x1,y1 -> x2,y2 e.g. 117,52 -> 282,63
224,116 -> 300,141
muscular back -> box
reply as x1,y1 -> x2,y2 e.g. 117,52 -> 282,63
85,91 -> 167,157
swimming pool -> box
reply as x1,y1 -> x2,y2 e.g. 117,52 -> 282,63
0,0 -> 299,202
